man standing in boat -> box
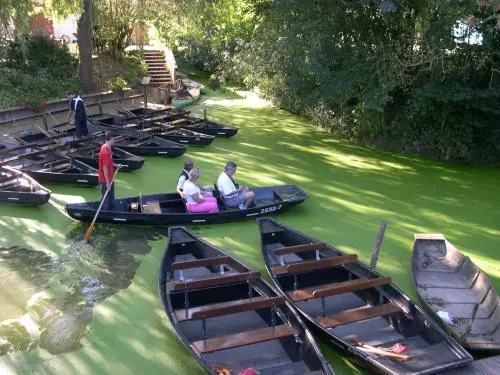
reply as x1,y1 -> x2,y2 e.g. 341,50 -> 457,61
66,90 -> 89,138
98,132 -> 121,209
217,161 -> 255,209
176,159 -> 194,198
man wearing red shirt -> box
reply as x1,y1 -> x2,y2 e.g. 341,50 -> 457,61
98,132 -> 120,209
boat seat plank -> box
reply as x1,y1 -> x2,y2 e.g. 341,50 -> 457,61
317,302 -> 401,328
172,256 -> 231,271
190,296 -> 285,320
142,200 -> 162,214
174,295 -> 268,322
274,242 -> 326,256
168,271 -> 260,292
272,255 -> 357,275
289,277 -> 391,302
191,324 -> 293,354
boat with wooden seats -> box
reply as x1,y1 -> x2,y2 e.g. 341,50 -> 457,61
12,132 -> 145,172
258,218 -> 472,375
412,234 -> 500,350
159,226 -> 335,375
174,116 -> 239,138
65,185 -> 308,225
0,166 -> 50,205
1,144 -> 99,186
87,113 -> 215,146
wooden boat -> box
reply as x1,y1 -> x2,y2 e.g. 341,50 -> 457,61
86,122 -> 187,157
1,145 -> 99,186
412,234 -> 500,350
172,86 -> 201,108
175,117 -> 239,138
65,185 -> 308,225
0,166 -> 50,205
258,218 -> 472,375
13,132 -> 145,172
87,114 -> 215,146
159,226 -> 335,375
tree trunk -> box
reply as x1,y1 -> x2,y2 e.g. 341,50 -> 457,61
78,0 -> 94,92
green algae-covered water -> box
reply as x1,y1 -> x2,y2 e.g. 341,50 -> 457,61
0,89 -> 499,375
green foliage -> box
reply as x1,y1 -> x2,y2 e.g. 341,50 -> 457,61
0,35 -> 79,109
0,67 -> 79,110
121,51 -> 148,88
104,76 -> 127,94
6,35 -> 78,79
160,0 -> 500,162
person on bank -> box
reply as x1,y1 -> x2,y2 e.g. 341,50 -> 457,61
217,161 -> 255,209
183,168 -> 219,213
67,90 -> 88,138
98,132 -> 121,209
176,160 -> 194,198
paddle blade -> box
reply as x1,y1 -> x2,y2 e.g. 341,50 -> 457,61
83,224 -> 94,242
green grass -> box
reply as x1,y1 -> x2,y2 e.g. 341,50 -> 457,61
0,87 -> 499,374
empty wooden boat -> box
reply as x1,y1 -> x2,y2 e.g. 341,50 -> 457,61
412,234 -> 500,350
258,218 -> 472,375
1,146 -> 99,186
12,131 -> 145,172
159,226 -> 335,375
0,166 -> 50,205
87,114 -> 215,146
65,185 -> 308,225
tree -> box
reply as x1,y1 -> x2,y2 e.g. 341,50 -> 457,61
0,0 -> 32,38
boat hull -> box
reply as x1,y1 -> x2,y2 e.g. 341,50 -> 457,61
158,227 -> 334,375
258,218 -> 473,375
65,185 -> 308,225
412,234 -> 500,350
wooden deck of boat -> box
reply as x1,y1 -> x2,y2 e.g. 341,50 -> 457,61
440,355 -> 500,375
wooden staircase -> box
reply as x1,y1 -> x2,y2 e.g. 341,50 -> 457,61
143,50 -> 173,87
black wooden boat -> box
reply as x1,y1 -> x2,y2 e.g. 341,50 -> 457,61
13,131 -> 145,172
412,234 -> 500,350
65,185 -> 308,225
0,166 -> 51,205
258,218 -> 472,375
86,122 -> 187,157
87,114 -> 215,146
159,226 -> 335,375
175,117 -> 239,138
2,145 -> 99,186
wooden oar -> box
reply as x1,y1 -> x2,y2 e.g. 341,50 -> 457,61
84,167 -> 120,242
350,339 -> 413,362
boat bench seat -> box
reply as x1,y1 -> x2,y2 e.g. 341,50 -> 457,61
168,271 -> 260,292
175,296 -> 285,322
172,256 -> 231,271
289,277 -> 392,302
191,324 -> 294,354
317,302 -> 402,328
274,242 -> 326,256
272,255 -> 358,275
142,200 -> 162,214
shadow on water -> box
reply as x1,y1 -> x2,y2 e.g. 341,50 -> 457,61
0,224 -> 168,357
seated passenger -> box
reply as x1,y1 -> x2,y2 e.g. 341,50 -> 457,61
183,168 -> 219,213
216,161 -> 255,210
176,160 -> 194,198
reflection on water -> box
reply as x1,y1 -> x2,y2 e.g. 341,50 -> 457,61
0,225 -> 167,356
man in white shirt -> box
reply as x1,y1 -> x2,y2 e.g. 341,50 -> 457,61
176,160 -> 193,197
217,161 -> 255,209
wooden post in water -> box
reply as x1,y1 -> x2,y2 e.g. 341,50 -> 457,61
370,221 -> 388,271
